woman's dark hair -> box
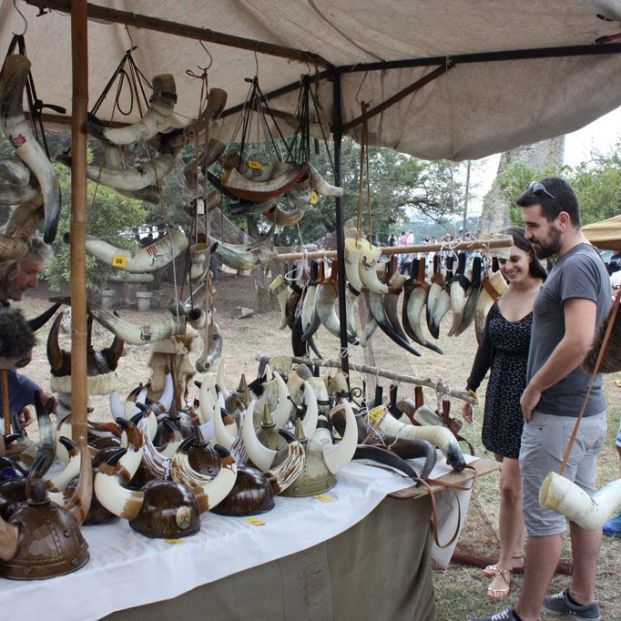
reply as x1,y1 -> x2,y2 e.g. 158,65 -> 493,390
503,226 -> 547,281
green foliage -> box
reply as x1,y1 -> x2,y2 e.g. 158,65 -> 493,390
45,160 -> 147,294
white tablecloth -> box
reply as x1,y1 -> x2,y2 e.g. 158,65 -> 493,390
0,453 -> 477,621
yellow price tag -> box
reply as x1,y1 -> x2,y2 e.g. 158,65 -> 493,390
314,494 -> 333,503
247,160 -> 263,170
310,191 -> 318,205
164,539 -> 185,545
111,254 -> 128,268
244,517 -> 266,526
368,406 -> 385,425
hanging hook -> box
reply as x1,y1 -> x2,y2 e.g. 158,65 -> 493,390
12,0 -> 28,36
354,71 -> 370,105
197,40 -> 213,72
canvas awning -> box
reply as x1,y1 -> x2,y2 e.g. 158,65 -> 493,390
2,1 -> 621,161
583,214 -> 621,251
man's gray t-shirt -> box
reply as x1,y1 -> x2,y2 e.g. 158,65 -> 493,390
527,243 -> 611,416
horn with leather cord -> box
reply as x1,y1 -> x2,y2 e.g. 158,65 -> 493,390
453,255 -> 482,337
85,227 -> 188,273
90,302 -> 186,346
447,253 -> 470,336
474,267 -> 508,345
429,256 -> 454,336
402,258 -> 442,354
369,404 -> 465,472
0,54 -> 61,243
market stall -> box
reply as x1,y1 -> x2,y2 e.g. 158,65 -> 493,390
1,2 -> 621,618
583,214 -> 621,251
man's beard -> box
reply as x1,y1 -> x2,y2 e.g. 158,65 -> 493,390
532,225 -> 562,259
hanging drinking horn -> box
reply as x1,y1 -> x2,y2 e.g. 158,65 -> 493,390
539,471 -> 621,530
262,203 -> 307,227
308,163 -> 343,197
474,267 -> 508,345
453,255 -> 482,337
222,163 -> 310,202
429,256 -> 454,336
402,258 -> 442,354
447,253 -> 471,336
90,303 -> 186,346
182,88 -> 228,141
0,54 -> 61,243
359,242 -> 389,294
195,321 -> 222,374
85,227 -> 188,272
344,237 -> 367,293
183,138 -> 227,192
425,254 -> 444,339
209,231 -> 276,271
87,74 -> 179,145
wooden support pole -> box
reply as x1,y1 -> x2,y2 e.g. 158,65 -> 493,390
70,0 -> 89,443
273,236 -> 512,262
1,369 -> 11,436
26,0 -> 331,67
264,355 -> 476,404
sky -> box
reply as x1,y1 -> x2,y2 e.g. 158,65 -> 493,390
468,106 -> 621,216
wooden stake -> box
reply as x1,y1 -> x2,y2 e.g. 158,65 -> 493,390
1,369 -> 11,436
70,0 -> 89,443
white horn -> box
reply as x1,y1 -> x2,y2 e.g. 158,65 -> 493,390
270,372 -> 293,428
242,400 -> 276,471
110,391 -> 124,419
213,399 -> 237,449
539,472 -> 621,530
86,227 -> 188,273
344,237 -> 367,292
301,380 -> 319,440
46,446 -> 81,492
159,373 -> 174,412
198,380 -> 217,423
322,403 -> 357,474
91,303 -> 186,345
359,244 -> 389,294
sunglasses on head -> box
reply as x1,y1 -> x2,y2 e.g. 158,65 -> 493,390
528,181 -> 556,200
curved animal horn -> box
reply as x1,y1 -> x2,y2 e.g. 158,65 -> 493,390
359,244 -> 389,294
540,471 -> 621,530
64,439 -> 93,526
90,303 -> 186,345
212,399 -> 237,449
88,74 -> 178,145
198,379 -> 217,424
322,402 -> 357,474
28,302 -> 61,332
242,401 -> 276,471
195,321 -> 222,373
301,380 -> 319,440
124,383 -> 149,419
46,436 -> 80,492
171,443 -> 237,514
85,227 -> 188,273
158,372 -> 174,413
0,55 -> 61,243
270,372 -> 294,428
46,308 -> 70,375
94,448 -> 144,520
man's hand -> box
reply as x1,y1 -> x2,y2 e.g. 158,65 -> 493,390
18,406 -> 33,428
520,383 -> 541,423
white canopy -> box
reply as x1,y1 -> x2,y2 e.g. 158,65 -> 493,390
2,0 -> 621,160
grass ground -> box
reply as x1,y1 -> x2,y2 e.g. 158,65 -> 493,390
16,272 -> 621,620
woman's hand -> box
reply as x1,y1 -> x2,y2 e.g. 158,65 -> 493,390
461,401 -> 473,424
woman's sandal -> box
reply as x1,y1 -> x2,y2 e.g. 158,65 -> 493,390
487,567 -> 512,600
483,555 -> 524,577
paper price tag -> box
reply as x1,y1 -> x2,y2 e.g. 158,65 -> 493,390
313,494 -> 332,503
247,160 -> 263,170
310,191 -> 318,205
368,406 -> 384,425
165,539 -> 185,545
244,517 -> 266,526
111,254 -> 128,268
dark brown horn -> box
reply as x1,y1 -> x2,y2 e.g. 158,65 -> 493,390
102,335 -> 124,371
46,312 -> 70,375
28,302 -> 61,332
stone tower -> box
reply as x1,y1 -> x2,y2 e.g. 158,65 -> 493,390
478,136 -> 565,235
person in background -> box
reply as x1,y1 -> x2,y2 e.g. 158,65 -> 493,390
0,238 -> 54,430
463,227 -> 546,601
388,232 -> 397,247
471,178 -> 611,621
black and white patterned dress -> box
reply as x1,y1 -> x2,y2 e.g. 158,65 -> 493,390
466,303 -> 533,459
